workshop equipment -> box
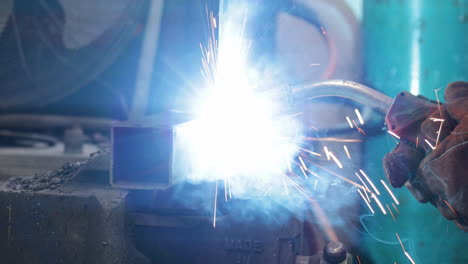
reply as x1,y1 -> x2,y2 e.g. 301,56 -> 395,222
111,120 -> 174,189
1,80 -> 391,263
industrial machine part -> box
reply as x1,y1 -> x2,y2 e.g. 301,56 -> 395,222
0,80 -> 392,263
0,159 -> 150,264
295,241 -> 353,264
0,114 -> 111,181
0,152 -> 333,264
110,120 -> 175,189
129,192 -> 310,264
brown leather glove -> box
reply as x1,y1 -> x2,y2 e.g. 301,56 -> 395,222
384,81 -> 468,231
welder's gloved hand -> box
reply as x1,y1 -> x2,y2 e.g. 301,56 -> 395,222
384,81 -> 468,231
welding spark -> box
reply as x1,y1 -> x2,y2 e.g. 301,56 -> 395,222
346,116 -> 354,128
299,166 -> 309,179
392,203 -> 400,214
224,179 -> 228,202
328,152 -> 343,169
303,137 -> 362,143
357,189 -> 375,214
356,256 -> 362,264
387,130 -> 401,140
386,204 -> 396,221
352,120 -> 366,135
443,200 -> 458,217
303,157 -> 364,189
405,252 -> 416,264
297,162 -> 322,179
324,146 -> 331,160
424,139 -> 436,150
355,108 -> 364,125
371,193 -> 387,215
179,3 -> 301,198
343,145 -> 351,159
298,156 -> 308,170
396,233 -> 406,252
355,172 -> 371,195
282,176 -> 290,195
396,233 -> 417,264
213,175 -> 219,228
299,147 -> 322,157
359,169 -> 380,195
435,120 -> 445,148
381,180 -> 400,205
355,172 -> 371,205
287,112 -> 304,119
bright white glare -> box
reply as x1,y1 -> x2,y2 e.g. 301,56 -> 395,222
176,4 -> 301,197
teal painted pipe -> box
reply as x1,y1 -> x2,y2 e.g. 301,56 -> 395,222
363,1 -> 468,263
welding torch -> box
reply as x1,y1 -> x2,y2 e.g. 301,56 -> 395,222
289,80 -> 392,133
292,80 -> 468,230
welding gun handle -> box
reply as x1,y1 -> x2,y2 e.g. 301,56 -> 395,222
385,92 -> 439,145
290,80 -> 392,133
291,80 -> 393,115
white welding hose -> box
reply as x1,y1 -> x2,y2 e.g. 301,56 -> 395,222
290,80 -> 393,132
